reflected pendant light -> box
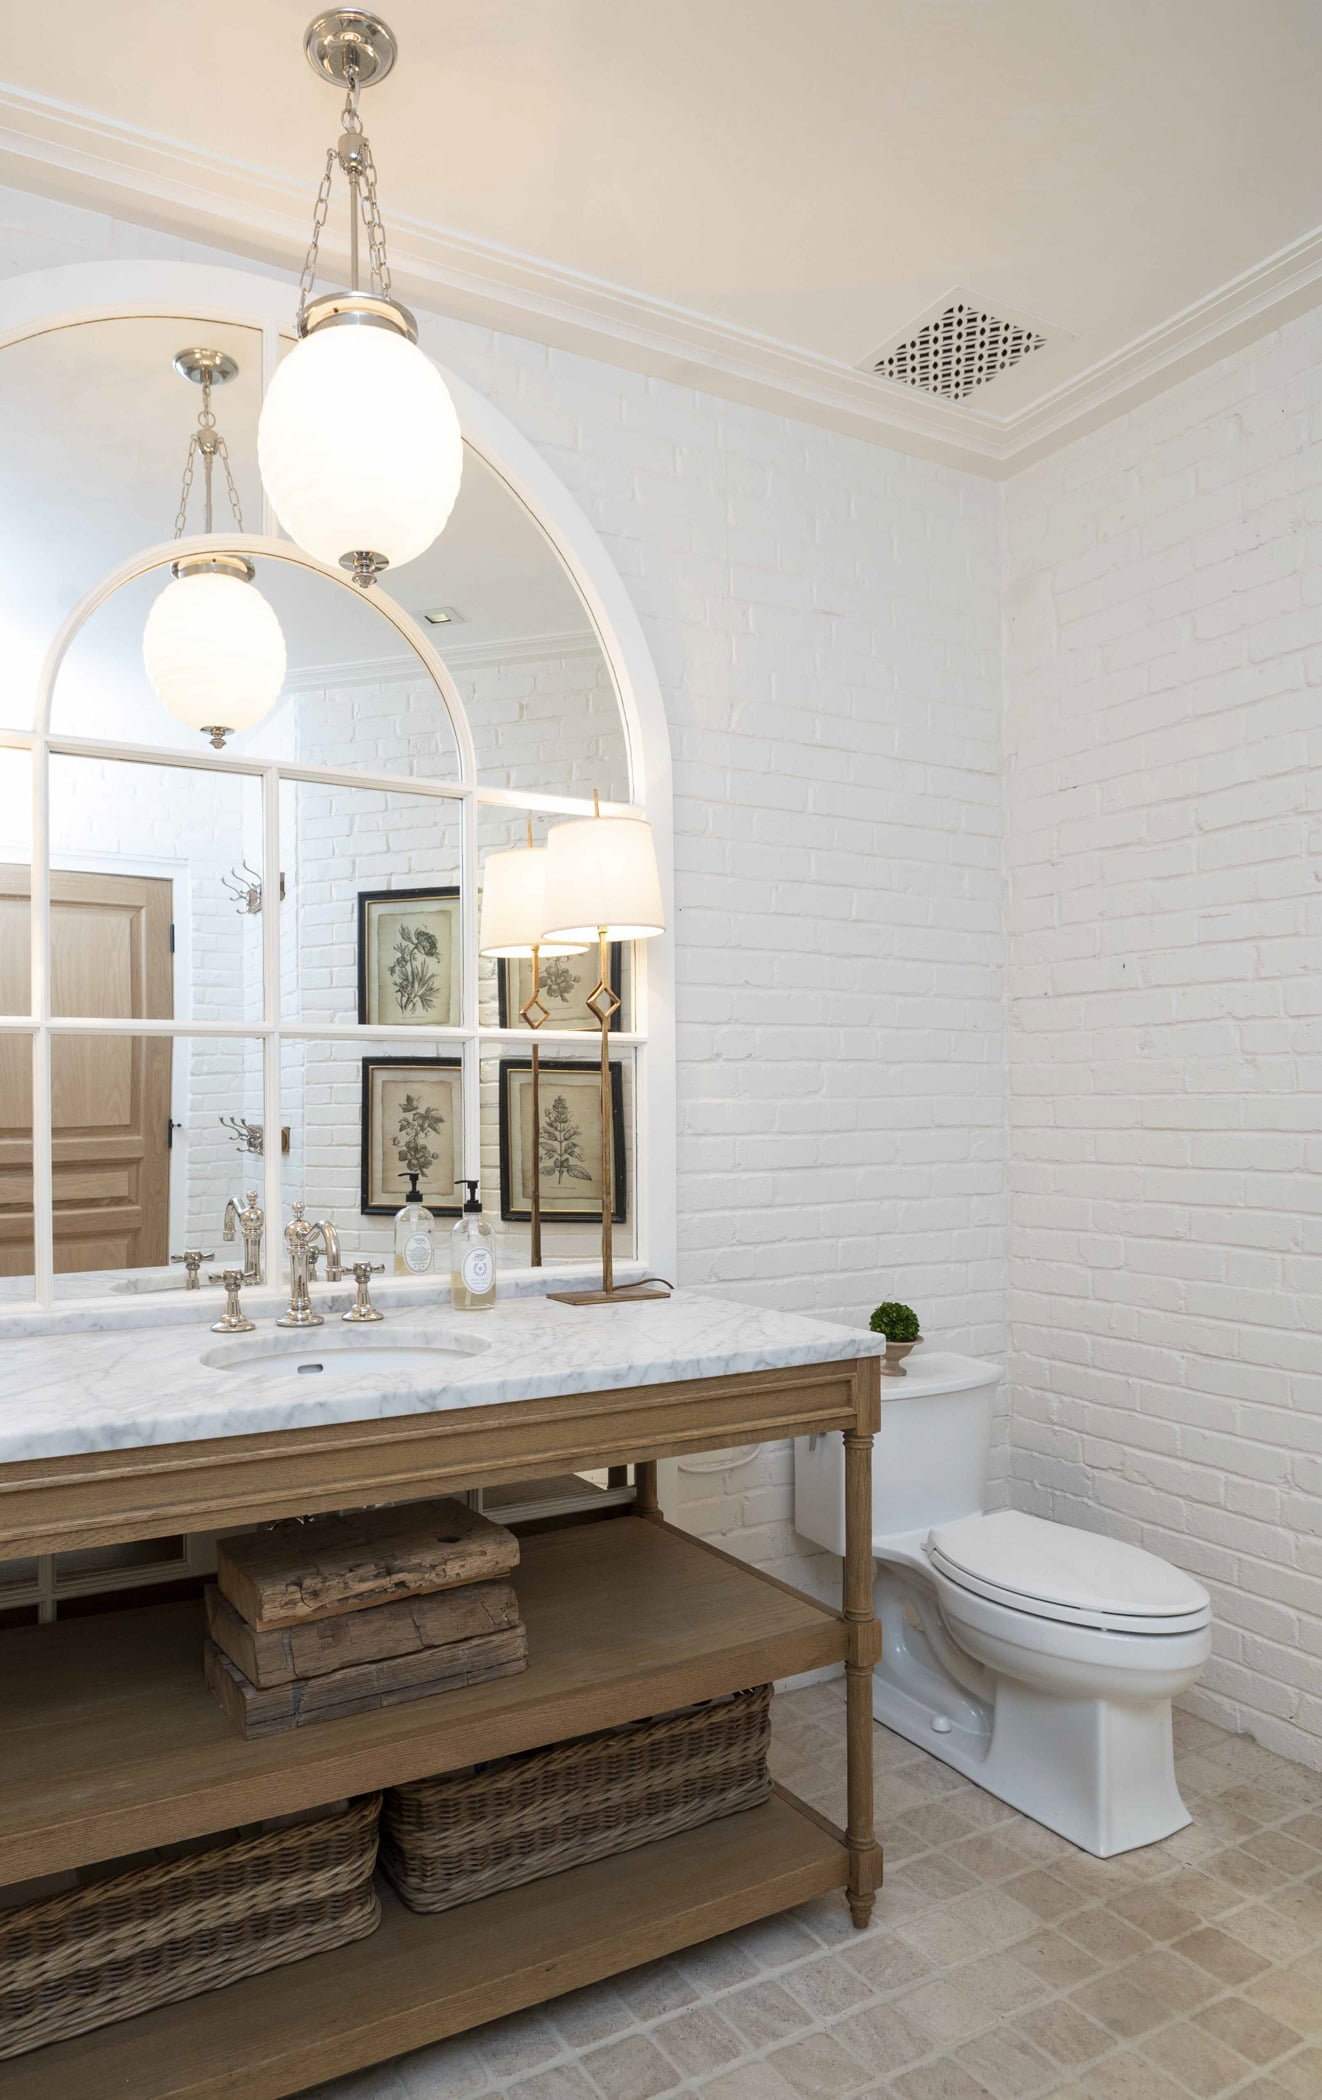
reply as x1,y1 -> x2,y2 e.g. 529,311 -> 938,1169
258,11 -> 463,589
143,348 -> 287,749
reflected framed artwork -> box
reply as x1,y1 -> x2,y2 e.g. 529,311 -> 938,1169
498,1058 -> 626,1224
360,1056 -> 462,1216
497,943 -> 623,1032
357,887 -> 461,1027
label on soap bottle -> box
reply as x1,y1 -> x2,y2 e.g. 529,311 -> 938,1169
461,1245 -> 494,1295
403,1230 -> 433,1274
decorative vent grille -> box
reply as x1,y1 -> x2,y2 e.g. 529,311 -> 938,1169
871,299 -> 1048,401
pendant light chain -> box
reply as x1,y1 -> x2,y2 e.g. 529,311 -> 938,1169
258,15 -> 463,590
295,66 -> 395,320
173,371 -> 245,538
296,150 -> 338,317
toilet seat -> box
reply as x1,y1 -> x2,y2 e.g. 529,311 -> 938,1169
926,1511 -> 1211,1637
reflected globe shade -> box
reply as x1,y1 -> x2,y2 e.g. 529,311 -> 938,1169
143,571 -> 287,736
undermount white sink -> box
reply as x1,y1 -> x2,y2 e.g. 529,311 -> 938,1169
202,1331 -> 489,1378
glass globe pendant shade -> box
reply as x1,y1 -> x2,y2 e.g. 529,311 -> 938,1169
257,300 -> 463,584
143,557 -> 287,746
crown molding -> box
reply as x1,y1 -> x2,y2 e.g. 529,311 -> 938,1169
283,630 -> 602,691
281,652 -> 420,693
439,628 -> 603,670
1,82 -> 1320,478
999,222 -> 1322,467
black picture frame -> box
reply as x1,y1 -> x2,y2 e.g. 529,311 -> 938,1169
498,1057 -> 627,1225
357,885 -> 461,1027
360,1055 -> 463,1217
497,943 -> 624,1032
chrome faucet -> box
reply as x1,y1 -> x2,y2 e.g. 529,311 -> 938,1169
222,1188 -> 265,1284
276,1202 -> 343,1328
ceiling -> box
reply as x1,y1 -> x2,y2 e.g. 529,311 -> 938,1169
3,2 -> 1322,472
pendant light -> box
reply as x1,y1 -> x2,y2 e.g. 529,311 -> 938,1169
257,11 -> 463,588
142,348 -> 287,750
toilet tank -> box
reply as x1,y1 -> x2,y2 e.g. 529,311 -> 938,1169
794,1352 -> 1002,1556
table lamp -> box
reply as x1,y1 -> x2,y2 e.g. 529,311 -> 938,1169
542,799 -> 667,1303
479,830 -> 587,1266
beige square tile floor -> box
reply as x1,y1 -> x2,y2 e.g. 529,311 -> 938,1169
305,1683 -> 1322,2100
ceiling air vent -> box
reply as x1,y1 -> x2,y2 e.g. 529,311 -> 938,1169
865,291 -> 1051,402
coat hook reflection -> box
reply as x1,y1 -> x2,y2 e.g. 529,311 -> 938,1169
220,1115 -> 291,1156
222,863 -> 286,914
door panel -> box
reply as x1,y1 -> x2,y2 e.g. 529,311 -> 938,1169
0,1029 -> 32,1273
0,890 -> 29,1015
0,868 -> 173,1277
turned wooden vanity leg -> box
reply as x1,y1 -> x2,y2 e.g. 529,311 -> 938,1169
844,1360 -> 882,1928
634,1459 -> 660,1518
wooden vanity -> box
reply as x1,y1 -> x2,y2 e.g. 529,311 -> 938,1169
0,1307 -> 882,2099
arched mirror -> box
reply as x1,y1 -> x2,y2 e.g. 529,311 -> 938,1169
0,277 -> 668,1307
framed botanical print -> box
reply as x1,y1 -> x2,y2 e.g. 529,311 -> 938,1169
499,1058 -> 626,1224
360,1057 -> 462,1216
358,887 -> 461,1027
497,943 -> 623,1032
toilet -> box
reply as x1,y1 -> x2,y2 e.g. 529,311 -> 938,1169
794,1352 -> 1212,1857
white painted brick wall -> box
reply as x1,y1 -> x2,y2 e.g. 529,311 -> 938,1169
1004,307 -> 1322,1768
1,186 -> 1007,1610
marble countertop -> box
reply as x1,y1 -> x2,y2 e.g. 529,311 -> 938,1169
0,1287 -> 887,1467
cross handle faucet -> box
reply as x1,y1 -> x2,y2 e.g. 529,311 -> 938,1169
343,1260 -> 385,1324
209,1269 -> 255,1334
171,1249 -> 214,1290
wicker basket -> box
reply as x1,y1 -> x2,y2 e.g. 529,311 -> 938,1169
382,1685 -> 771,1914
0,1793 -> 381,2059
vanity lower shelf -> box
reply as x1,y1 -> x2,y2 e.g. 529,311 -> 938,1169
4,1789 -> 846,2100
0,1514 -> 847,1883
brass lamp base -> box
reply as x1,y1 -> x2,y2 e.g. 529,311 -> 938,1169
547,1281 -> 673,1307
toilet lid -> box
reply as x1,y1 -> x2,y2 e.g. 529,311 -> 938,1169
926,1511 -> 1211,1633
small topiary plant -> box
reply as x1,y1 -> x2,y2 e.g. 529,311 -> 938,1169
870,1301 -> 921,1343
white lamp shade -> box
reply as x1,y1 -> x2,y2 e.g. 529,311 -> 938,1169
143,571 -> 286,734
479,845 -> 586,958
542,815 -> 665,943
258,325 -> 463,572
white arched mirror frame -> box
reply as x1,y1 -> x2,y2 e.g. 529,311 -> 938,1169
0,260 -> 676,1312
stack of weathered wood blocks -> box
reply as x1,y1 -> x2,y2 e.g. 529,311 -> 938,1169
203,1498 -> 527,1738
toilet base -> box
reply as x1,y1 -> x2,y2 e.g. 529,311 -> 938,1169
872,1570 -> 1193,1857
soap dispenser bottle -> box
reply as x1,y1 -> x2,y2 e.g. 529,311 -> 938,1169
451,1179 -> 496,1310
393,1171 -> 436,1276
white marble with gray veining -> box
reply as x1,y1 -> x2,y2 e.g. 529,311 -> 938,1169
0,1287 -> 886,1466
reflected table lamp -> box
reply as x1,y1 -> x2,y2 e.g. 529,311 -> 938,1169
479,832 -> 586,1267
543,801 -> 667,1304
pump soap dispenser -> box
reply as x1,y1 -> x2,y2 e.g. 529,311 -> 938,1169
451,1179 -> 496,1310
393,1171 -> 436,1276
